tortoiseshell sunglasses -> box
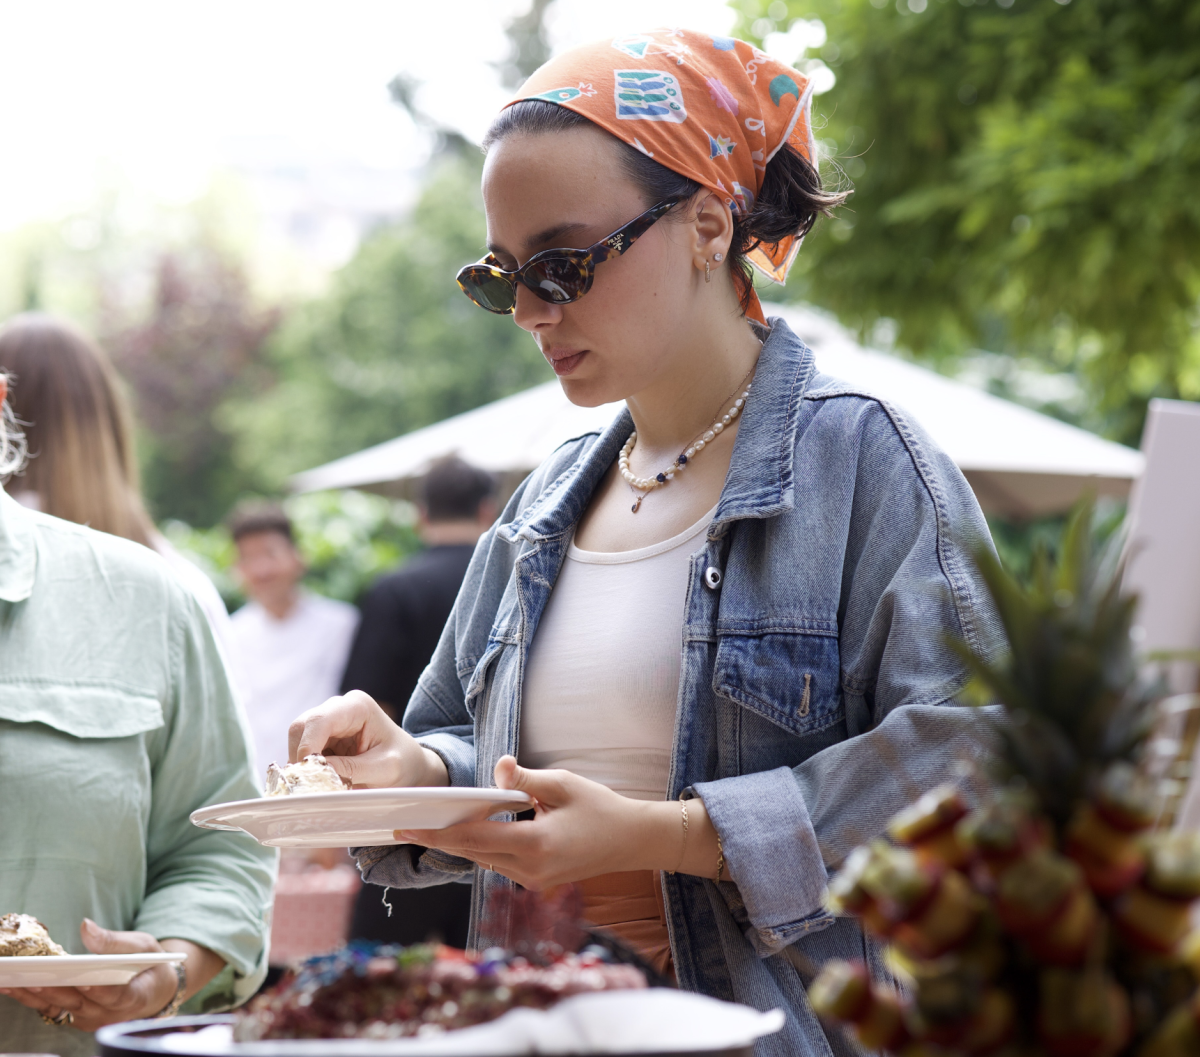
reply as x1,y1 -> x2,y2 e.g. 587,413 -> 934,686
455,197 -> 683,314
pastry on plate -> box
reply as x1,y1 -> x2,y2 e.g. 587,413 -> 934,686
0,913 -> 66,957
265,754 -> 350,797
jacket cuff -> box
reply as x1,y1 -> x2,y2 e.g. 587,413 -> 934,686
418,732 -> 477,788
356,843 -> 474,890
690,766 -> 834,957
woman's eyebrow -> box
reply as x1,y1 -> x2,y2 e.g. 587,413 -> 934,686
487,220 -> 591,258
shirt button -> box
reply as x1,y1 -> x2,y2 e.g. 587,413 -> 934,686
704,566 -> 722,590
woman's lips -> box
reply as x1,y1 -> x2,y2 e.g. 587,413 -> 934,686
546,349 -> 588,376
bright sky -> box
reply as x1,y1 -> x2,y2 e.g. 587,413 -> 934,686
0,0 -> 745,234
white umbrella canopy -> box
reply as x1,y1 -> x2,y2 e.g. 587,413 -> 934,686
291,304 -> 1144,519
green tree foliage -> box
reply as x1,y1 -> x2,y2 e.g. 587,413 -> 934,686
732,0 -> 1200,443
223,154 -> 551,493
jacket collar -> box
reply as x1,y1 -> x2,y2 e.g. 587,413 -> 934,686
499,317 -> 814,544
0,486 -> 38,603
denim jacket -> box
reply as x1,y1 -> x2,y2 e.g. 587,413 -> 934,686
358,318 -> 1003,1056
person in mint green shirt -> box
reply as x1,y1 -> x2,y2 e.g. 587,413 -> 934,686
0,373 -> 276,1057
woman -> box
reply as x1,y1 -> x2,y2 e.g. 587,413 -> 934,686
0,369 -> 274,1053
0,314 -> 242,689
291,30 -> 1001,1054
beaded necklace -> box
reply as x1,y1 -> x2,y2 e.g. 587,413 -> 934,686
619,365 -> 756,513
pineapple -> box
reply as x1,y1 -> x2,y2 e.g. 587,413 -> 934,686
807,499 -> 1200,1057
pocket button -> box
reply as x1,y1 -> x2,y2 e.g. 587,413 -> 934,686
704,566 -> 723,590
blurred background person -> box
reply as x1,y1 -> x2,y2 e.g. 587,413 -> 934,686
228,501 -> 358,775
340,455 -> 496,948
0,367 -> 274,1054
0,314 -> 241,687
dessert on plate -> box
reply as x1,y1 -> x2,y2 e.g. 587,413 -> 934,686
265,754 -> 350,797
233,942 -> 648,1040
0,913 -> 66,957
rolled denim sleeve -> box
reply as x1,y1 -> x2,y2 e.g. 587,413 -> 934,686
692,704 -> 994,957
692,394 -> 1003,957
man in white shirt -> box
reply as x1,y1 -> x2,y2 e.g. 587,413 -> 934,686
227,502 -> 358,779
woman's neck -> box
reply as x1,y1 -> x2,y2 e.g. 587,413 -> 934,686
624,313 -> 763,459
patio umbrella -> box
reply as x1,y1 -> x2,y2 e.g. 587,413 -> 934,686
291,304 -> 1143,519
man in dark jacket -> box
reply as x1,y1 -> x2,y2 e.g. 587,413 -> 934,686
340,455 -> 496,947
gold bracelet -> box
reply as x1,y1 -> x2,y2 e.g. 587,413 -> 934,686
670,800 -> 689,875
715,834 -> 725,884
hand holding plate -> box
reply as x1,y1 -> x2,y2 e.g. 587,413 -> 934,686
288,689 -> 449,789
0,920 -> 185,1032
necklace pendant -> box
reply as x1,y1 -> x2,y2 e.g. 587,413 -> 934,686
631,496 -> 643,513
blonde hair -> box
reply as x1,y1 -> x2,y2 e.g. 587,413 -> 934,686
0,314 -> 154,546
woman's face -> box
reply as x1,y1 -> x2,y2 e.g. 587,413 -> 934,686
481,124 -> 725,408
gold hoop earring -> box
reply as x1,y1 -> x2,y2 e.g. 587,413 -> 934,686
704,259 -> 711,283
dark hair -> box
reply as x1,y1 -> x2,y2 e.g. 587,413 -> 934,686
227,500 -> 294,544
482,101 -> 849,314
421,455 -> 496,522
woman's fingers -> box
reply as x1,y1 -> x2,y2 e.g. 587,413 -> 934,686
80,917 -> 161,955
493,755 -> 571,805
397,819 -> 536,858
288,691 -> 374,762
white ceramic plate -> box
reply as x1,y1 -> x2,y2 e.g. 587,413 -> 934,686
0,952 -> 185,988
189,788 -> 534,848
106,990 -> 785,1054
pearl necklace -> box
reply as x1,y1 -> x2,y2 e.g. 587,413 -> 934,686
619,380 -> 753,513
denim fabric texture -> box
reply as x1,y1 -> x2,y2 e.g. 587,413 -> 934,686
356,318 -> 1004,1056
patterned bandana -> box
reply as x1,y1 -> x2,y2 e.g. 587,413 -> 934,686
508,28 -> 815,324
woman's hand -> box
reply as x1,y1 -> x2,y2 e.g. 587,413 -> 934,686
289,689 -> 449,788
0,919 -> 221,1033
396,756 -> 721,889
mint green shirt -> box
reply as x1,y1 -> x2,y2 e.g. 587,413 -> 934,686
0,489 -> 276,1055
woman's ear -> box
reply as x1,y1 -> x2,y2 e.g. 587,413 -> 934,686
689,193 -> 734,277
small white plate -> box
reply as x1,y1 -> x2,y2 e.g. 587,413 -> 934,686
0,952 -> 185,988
190,788 -> 534,848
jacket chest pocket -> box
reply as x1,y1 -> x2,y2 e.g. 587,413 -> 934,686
713,630 -> 843,737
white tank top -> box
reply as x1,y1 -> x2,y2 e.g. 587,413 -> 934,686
519,505 -> 718,801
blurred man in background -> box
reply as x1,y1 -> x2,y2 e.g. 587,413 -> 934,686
228,502 -> 359,776
341,455 -> 496,948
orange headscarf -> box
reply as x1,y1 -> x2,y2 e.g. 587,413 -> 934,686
509,29 -> 815,324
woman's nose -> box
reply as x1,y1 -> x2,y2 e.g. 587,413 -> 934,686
511,284 -> 564,333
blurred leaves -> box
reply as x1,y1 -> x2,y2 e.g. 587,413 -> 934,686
221,153 -> 551,495
732,0 -> 1200,444
101,249 -> 279,525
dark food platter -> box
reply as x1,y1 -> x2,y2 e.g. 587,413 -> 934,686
95,1014 -> 757,1057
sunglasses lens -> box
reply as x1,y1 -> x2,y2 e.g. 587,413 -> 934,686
458,269 -> 516,314
522,258 -> 587,304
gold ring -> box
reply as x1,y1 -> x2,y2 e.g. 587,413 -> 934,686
41,1008 -> 74,1027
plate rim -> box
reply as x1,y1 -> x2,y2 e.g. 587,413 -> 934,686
0,952 -> 187,966
190,786 -> 533,828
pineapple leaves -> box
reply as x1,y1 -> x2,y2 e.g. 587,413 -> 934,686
947,498 -> 1154,828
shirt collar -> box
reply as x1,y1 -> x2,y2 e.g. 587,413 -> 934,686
0,486 -> 38,603
499,316 -> 814,543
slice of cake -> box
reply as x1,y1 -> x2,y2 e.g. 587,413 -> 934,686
0,914 -> 66,957
265,754 -> 350,797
